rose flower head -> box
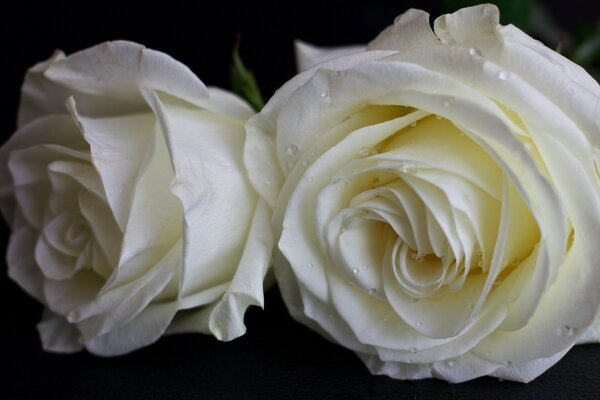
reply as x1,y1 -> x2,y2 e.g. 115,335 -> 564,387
245,4 -> 600,382
0,41 -> 273,355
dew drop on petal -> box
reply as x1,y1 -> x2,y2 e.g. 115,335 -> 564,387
362,264 -> 368,270
435,115 -> 442,120
447,360 -> 456,367
411,348 -> 418,354
410,121 -> 417,127
468,47 -> 482,57
565,325 -> 579,336
307,263 -> 314,269
443,100 -> 450,108
320,89 -> 329,98
301,159 -> 309,167
498,71 -> 509,80
493,277 -> 502,286
416,321 -> 422,327
286,144 -> 298,156
352,268 -> 359,274
368,288 -> 377,295
359,146 -> 371,157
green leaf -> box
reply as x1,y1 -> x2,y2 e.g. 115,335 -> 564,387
230,40 -> 265,112
440,0 -> 532,33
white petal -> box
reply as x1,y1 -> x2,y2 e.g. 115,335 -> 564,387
489,346 -> 571,383
368,9 -> 439,51
67,98 -> 154,231
577,308 -> 600,344
45,41 -> 208,111
433,4 -> 500,46
295,41 -> 366,72
144,90 -> 255,298
70,241 -> 181,340
208,199 -> 273,341
37,308 -> 83,353
7,225 -> 45,302
84,302 -> 178,356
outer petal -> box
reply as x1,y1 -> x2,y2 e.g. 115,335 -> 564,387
208,199 -> 274,340
37,308 -> 84,353
295,41 -> 366,72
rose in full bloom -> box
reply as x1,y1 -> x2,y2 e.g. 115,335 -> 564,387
245,5 -> 600,382
0,41 -> 273,355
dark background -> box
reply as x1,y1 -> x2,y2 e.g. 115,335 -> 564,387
1,1 -> 600,399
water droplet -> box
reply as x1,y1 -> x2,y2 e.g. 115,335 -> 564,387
410,121 -> 417,127
301,159 -> 309,167
359,146 -> 371,157
416,321 -> 422,327
352,268 -> 359,274
307,263 -> 314,269
345,179 -> 351,185
368,288 -> 377,295
493,277 -> 502,286
286,144 -> 298,156
362,264 -> 368,270
411,348 -> 418,354
564,325 -> 579,336
477,259 -> 484,268
435,115 -> 442,120
320,89 -> 329,98
468,47 -> 482,57
266,180 -> 271,185
443,100 -> 450,108
447,360 -> 456,367
497,71 -> 509,80
256,145 -> 263,151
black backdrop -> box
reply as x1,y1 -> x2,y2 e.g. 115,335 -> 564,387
1,1 -> 600,399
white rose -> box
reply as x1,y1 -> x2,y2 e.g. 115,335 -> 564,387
245,5 -> 600,382
0,41 -> 273,356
